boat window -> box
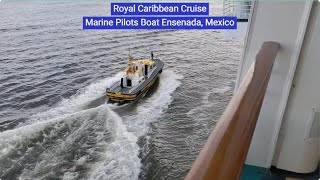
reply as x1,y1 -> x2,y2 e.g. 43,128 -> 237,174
144,65 -> 148,76
127,79 -> 132,87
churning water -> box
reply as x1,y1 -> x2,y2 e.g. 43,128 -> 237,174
0,2 -> 244,180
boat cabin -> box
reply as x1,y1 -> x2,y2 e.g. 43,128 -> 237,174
120,56 -> 155,89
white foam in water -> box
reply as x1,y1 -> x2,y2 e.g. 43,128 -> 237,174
0,119 -> 51,157
14,105 -> 135,179
26,72 -> 124,124
17,106 -> 119,179
0,70 -> 182,179
0,107 -> 101,159
87,70 -> 183,180
88,108 -> 141,180
124,70 -> 183,137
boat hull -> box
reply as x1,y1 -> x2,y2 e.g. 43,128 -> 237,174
106,75 -> 159,103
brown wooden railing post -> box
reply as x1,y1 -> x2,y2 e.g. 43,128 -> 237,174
185,42 -> 280,180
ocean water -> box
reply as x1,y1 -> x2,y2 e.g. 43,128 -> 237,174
0,2 -> 244,180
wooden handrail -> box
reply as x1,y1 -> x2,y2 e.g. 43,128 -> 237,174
185,42 -> 280,180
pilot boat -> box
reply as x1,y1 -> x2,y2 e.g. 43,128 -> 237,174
106,51 -> 164,103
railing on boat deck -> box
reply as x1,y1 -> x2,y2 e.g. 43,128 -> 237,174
185,42 -> 280,180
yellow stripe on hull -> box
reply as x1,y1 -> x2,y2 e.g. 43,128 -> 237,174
106,77 -> 158,102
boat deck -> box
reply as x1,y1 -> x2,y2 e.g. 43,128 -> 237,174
107,59 -> 164,95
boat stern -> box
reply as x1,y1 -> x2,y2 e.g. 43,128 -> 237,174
106,91 -> 137,102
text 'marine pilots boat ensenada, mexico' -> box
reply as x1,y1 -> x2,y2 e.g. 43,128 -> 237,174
106,51 -> 164,103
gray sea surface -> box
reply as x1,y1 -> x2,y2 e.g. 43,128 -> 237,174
0,2 -> 244,180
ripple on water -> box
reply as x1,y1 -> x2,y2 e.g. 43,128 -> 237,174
0,2 -> 244,180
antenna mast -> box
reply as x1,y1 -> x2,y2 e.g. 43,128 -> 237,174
128,48 -> 134,74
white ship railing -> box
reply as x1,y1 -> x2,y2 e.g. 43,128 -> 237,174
223,0 -> 252,20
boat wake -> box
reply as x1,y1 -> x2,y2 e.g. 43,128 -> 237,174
122,70 -> 183,137
24,72 -> 125,125
0,70 -> 182,179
